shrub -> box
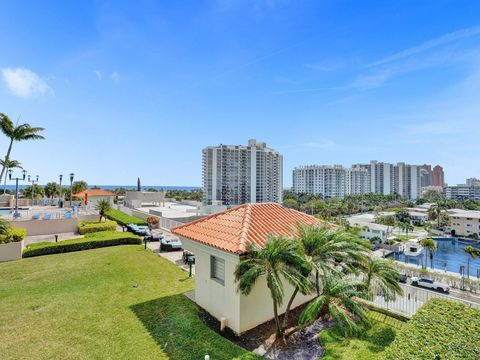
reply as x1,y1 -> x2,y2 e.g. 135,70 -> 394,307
0,228 -> 27,244
105,209 -> 147,226
77,220 -> 117,235
383,298 -> 480,359
23,231 -> 141,258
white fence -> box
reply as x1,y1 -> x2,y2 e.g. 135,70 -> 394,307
371,284 -> 480,318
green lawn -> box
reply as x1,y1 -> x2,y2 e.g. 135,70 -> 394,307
0,246 -> 258,360
320,312 -> 405,360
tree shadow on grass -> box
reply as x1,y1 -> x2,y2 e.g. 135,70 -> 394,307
130,294 -> 260,360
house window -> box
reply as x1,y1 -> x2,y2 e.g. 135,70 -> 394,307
210,255 -> 225,285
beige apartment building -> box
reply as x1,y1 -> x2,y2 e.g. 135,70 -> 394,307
448,209 -> 480,237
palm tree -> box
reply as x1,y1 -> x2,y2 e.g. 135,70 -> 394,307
95,199 -> 113,222
363,257 -> 402,302
397,220 -> 413,240
464,246 -> 480,279
0,113 -> 45,184
44,182 -> 60,200
299,275 -> 369,336
428,201 -> 446,229
234,236 -> 311,336
0,159 -> 21,194
420,238 -> 436,269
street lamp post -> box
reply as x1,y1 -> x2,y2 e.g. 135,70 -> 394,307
69,173 -> 74,208
28,175 -> 39,206
9,169 -> 26,216
59,174 -> 63,207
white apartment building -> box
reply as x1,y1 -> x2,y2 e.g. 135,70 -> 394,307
292,165 -> 346,199
293,160 -> 421,200
394,163 -> 420,200
202,139 -> 283,206
445,185 -> 480,202
292,165 -> 370,199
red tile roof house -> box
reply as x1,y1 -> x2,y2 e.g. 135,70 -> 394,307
171,202 -> 322,335
74,189 -> 115,207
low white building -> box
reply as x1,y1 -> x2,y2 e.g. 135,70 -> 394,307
172,203 -> 320,334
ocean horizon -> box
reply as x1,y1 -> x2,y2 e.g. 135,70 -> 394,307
0,185 -> 200,191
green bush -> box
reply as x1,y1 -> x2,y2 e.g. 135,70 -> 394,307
23,231 -> 141,258
383,298 -> 480,360
105,209 -> 147,226
77,220 -> 117,235
0,228 -> 27,244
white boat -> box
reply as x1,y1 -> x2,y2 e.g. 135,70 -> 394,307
403,238 -> 424,257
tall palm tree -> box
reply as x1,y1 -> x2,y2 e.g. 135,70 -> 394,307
299,275 -> 369,336
0,159 -> 22,194
234,236 -> 311,336
397,220 -> 413,240
464,246 -> 480,279
0,113 -> 45,184
363,257 -> 402,302
428,201 -> 446,229
420,238 -> 436,269
95,199 -> 113,222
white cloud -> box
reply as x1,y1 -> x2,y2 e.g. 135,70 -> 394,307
367,26 -> 480,67
110,72 -> 120,82
94,70 -> 102,80
1,67 -> 52,98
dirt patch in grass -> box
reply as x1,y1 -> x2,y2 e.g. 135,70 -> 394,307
199,303 -> 332,360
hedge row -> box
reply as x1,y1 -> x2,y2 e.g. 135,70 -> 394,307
23,231 -> 141,258
383,298 -> 480,360
105,209 -> 147,226
77,220 -> 117,234
0,228 -> 27,244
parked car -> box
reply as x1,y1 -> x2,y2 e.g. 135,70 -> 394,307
398,272 -> 407,283
160,237 -> 182,251
411,277 -> 450,293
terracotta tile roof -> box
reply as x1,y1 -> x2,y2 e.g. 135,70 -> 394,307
171,203 -> 322,254
74,189 -> 115,198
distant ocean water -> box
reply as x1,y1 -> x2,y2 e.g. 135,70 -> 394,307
1,185 -> 200,191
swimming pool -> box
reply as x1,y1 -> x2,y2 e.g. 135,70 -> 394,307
392,237 -> 480,277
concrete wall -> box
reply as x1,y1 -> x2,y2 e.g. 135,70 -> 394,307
180,236 -> 315,334
0,240 -> 24,262
10,214 -> 99,236
180,238 -> 241,334
239,273 -> 315,333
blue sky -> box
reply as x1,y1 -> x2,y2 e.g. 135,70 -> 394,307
0,0 -> 479,187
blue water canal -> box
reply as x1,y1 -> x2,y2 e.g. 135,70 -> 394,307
392,237 -> 480,277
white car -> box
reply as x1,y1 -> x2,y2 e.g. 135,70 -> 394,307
411,277 -> 450,293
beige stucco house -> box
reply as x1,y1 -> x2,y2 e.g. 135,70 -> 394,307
172,202 -> 321,334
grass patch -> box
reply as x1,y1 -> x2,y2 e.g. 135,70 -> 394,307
320,312 -> 404,360
383,298 -> 480,360
0,246 -> 258,359
23,231 -> 141,257
106,209 -> 147,226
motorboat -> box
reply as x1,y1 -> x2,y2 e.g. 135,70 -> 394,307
403,238 -> 424,257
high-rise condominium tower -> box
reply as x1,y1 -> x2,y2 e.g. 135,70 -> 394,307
202,139 -> 283,206
293,160 -> 421,200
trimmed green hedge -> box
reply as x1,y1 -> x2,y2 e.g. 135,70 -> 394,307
0,228 -> 27,244
23,231 -> 141,258
105,209 -> 147,226
78,220 -> 117,235
383,298 -> 480,360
